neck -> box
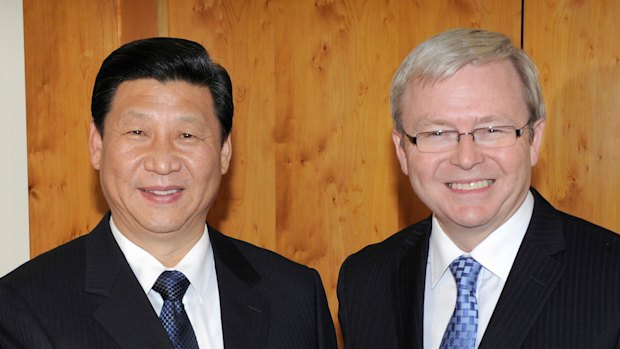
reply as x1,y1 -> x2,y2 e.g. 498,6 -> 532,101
145,234 -> 201,267
113,219 -> 204,268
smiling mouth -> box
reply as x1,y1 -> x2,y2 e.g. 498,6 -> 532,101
141,188 -> 183,196
447,179 -> 494,191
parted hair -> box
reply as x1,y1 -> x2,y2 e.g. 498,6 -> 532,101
390,28 -> 545,133
91,37 -> 233,144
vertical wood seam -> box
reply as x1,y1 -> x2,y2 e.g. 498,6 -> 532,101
157,0 -> 168,37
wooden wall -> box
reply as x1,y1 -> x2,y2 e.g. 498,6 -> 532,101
23,0 -> 620,342
525,0 -> 620,225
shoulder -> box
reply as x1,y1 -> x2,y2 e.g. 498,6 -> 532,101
531,189 -> 620,248
235,235 -> 315,273
556,210 -> 620,257
530,190 -> 620,270
0,233 -> 90,337
342,218 -> 431,272
208,227 -> 322,288
1,234 -> 88,292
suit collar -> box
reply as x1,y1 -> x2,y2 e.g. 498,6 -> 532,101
84,213 -> 173,349
479,188 -> 567,349
392,218 -> 431,349
209,226 -> 270,349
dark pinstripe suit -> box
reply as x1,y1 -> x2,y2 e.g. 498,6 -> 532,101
0,213 -> 337,349
338,189 -> 620,348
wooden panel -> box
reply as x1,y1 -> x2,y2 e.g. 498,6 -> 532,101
525,0 -> 620,232
24,0 -> 158,257
166,0 -> 521,336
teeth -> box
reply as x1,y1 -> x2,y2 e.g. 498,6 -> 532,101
448,180 -> 493,190
148,189 -> 180,196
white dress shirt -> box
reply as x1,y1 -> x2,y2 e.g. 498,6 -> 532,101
110,218 -> 224,349
423,191 -> 534,349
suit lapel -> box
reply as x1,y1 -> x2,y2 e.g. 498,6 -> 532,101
85,214 -> 172,349
392,219 -> 431,349
479,190 -> 566,349
209,227 -> 270,349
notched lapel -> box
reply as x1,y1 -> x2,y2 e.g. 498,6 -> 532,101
479,191 -> 567,349
392,220 -> 431,349
210,227 -> 270,349
85,215 -> 172,349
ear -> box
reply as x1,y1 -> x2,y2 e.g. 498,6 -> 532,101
529,119 -> 546,166
391,129 -> 410,176
89,121 -> 103,170
220,134 -> 232,174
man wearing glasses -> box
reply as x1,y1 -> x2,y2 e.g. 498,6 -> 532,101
338,28 -> 620,349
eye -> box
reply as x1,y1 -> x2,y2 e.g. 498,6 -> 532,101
127,130 -> 144,136
489,126 -> 510,133
179,132 -> 194,139
429,130 -> 447,137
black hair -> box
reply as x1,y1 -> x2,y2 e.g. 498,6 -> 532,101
91,37 -> 233,143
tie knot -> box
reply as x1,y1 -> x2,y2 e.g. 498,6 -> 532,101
449,255 -> 482,290
153,270 -> 191,301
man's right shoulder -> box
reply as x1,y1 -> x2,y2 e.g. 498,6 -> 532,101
342,219 -> 431,271
0,233 -> 88,290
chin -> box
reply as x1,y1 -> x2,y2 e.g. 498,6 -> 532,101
450,210 -> 493,228
137,218 -> 185,234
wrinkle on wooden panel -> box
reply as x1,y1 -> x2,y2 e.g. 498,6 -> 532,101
157,0 -> 169,37
526,0 -> 620,233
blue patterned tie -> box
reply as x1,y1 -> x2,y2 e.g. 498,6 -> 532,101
439,255 -> 482,349
152,270 -> 199,349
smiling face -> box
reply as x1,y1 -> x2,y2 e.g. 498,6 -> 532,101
89,79 -> 231,248
392,60 -> 545,251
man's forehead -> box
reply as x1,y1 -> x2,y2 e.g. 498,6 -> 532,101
412,114 -> 514,128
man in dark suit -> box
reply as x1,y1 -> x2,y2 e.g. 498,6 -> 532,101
338,28 -> 620,348
0,38 -> 337,349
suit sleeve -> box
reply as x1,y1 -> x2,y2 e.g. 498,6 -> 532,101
0,283 -> 54,349
310,269 -> 338,349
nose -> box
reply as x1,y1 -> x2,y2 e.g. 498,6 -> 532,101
143,137 -> 182,175
449,133 -> 484,170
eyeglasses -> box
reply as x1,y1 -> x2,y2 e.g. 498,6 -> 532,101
403,124 -> 530,153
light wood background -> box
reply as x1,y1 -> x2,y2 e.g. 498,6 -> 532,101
23,0 -> 620,342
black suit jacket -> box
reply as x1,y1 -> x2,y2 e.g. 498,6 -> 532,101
0,213 -> 337,348
338,189 -> 620,348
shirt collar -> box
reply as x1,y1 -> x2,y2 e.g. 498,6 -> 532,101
429,191 -> 534,287
109,217 -> 213,303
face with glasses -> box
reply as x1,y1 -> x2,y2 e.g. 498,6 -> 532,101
392,60 -> 545,251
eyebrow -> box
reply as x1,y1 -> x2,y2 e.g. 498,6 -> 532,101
414,114 -> 513,131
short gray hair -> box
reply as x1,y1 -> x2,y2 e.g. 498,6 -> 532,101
390,28 -> 545,132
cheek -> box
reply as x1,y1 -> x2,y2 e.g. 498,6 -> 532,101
489,145 -> 532,179
185,149 -> 221,178
99,145 -> 144,181
407,154 -> 440,185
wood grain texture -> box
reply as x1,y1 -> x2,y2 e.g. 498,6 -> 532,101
526,0 -> 620,233
24,0 -> 117,256
24,0 -> 159,257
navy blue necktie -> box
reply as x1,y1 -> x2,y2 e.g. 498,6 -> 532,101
152,270 -> 199,349
439,255 -> 483,349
